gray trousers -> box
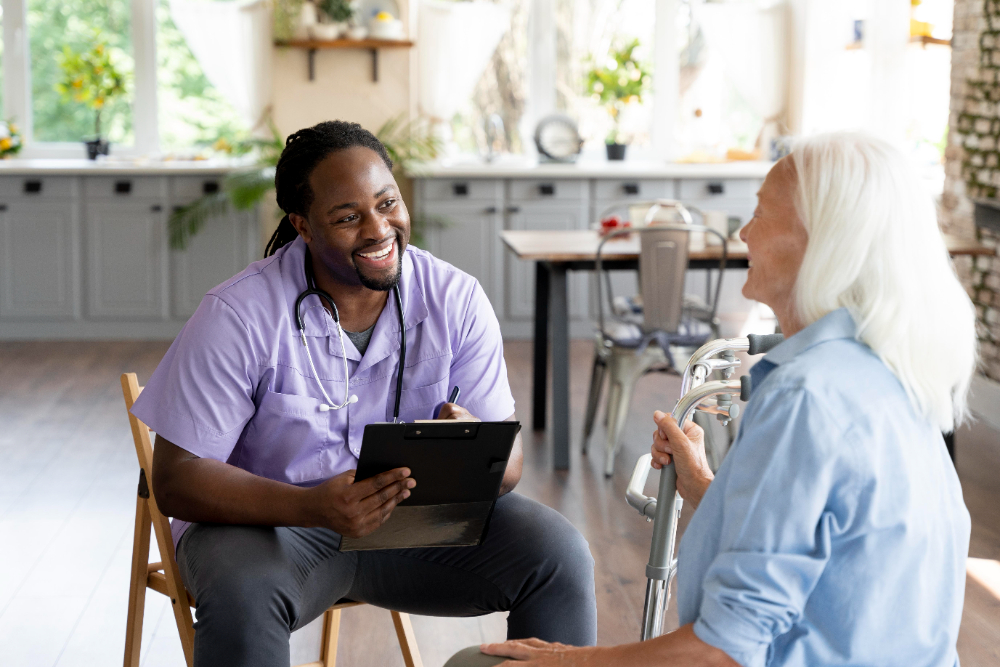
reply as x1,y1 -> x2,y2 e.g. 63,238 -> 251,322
176,492 -> 597,667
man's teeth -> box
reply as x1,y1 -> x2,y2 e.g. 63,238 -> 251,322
359,245 -> 393,259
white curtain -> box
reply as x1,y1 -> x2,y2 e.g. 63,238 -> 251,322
168,0 -> 274,130
696,1 -> 789,138
418,0 -> 510,122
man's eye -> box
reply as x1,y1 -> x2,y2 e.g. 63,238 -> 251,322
337,214 -> 358,224
381,198 -> 396,209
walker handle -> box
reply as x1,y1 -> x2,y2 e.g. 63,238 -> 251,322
626,454 -> 659,519
747,333 -> 784,356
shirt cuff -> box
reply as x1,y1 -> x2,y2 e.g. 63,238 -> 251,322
462,392 -> 516,423
693,602 -> 771,667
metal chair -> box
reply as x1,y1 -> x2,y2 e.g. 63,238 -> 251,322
120,372 -> 423,667
582,201 -> 728,476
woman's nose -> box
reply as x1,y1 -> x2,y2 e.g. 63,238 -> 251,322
739,219 -> 752,243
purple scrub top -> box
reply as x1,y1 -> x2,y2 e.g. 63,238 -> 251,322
130,237 -> 516,550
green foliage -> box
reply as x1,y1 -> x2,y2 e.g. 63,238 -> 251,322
584,38 -> 651,144
29,0 -> 134,143
56,38 -> 129,137
168,115 -> 444,251
318,0 -> 353,23
376,115 -> 443,168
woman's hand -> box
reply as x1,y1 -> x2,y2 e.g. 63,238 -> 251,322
480,638 -> 602,666
651,411 -> 713,508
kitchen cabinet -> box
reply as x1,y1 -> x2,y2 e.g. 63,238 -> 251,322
413,168 -> 766,338
0,168 -> 259,339
86,199 -> 167,320
0,199 -> 79,319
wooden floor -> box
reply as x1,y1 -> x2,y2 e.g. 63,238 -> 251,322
0,340 -> 997,666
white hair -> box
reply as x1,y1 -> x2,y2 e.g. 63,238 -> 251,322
791,132 -> 978,432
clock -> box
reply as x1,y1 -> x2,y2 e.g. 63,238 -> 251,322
534,115 -> 583,163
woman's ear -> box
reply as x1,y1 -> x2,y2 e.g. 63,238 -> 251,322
288,213 -> 311,243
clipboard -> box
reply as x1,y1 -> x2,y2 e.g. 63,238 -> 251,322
340,421 -> 521,551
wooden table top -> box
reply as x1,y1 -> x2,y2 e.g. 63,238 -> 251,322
500,229 -> 994,262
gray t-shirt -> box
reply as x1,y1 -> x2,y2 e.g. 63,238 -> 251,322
344,322 -> 376,355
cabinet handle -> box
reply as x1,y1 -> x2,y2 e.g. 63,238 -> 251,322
484,206 -> 498,214
150,204 -> 162,212
0,204 -> 8,212
23,180 -> 42,194
453,183 -> 469,197
505,206 -> 521,214
203,180 -> 220,194
707,182 -> 725,195
538,183 -> 555,196
622,183 -> 640,195
115,180 -> 132,195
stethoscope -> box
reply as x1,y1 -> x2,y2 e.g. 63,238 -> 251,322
294,252 -> 406,421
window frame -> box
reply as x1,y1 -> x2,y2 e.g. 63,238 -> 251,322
1,0 -> 159,157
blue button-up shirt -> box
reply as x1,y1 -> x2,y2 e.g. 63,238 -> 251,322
676,308 -> 969,667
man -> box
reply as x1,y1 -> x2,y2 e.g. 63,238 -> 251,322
131,121 -> 596,667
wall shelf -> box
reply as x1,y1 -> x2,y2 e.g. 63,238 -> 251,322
275,39 -> 415,82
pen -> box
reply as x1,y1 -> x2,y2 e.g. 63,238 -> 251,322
448,386 -> 461,404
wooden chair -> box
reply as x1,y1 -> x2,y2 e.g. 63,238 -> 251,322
120,372 -> 423,667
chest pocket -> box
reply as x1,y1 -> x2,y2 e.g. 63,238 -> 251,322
390,353 -> 451,422
242,388 -> 330,484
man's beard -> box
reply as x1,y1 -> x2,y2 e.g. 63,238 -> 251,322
355,242 -> 402,291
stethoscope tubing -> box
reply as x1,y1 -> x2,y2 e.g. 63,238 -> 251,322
295,252 -> 406,421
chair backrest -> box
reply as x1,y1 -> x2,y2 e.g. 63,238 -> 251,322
639,226 -> 691,333
595,200 -> 728,337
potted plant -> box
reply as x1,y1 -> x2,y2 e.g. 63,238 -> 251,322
56,40 -> 128,160
584,38 -> 651,161
316,0 -> 354,38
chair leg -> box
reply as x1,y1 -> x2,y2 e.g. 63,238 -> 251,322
582,352 -> 608,455
320,608 -> 342,667
602,379 -> 624,477
123,496 -> 152,667
605,375 -> 637,477
390,611 -> 423,667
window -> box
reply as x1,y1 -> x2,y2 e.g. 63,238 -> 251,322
156,0 -> 246,152
3,0 -> 246,155
28,0 -> 134,144
556,0 -> 656,157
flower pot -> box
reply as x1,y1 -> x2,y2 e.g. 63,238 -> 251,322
606,143 -> 627,161
85,138 -> 110,160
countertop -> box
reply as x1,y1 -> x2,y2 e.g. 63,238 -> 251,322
0,158 -> 253,175
405,158 -> 775,179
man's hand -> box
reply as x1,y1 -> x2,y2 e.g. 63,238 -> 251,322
437,402 -> 480,421
306,468 -> 415,538
480,638 -> 601,666
651,411 -> 713,509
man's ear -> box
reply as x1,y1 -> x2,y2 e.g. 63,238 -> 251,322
288,213 -> 311,243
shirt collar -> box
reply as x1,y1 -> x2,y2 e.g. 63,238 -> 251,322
750,307 -> 858,387
289,238 -> 428,339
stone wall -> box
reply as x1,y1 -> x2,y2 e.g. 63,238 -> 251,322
944,0 -> 1000,380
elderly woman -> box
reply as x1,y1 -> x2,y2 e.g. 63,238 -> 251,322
449,132 -> 977,667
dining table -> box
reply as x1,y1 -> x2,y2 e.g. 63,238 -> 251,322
500,229 -> 995,470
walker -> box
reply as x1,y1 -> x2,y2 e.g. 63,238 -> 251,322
625,333 -> 784,640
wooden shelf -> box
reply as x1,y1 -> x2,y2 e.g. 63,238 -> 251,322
910,35 -> 951,47
275,39 -> 415,82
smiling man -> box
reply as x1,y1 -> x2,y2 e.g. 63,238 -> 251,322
130,121 -> 597,667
